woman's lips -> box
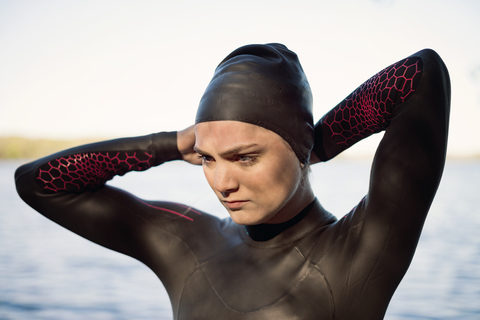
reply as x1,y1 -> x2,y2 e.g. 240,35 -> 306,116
224,200 -> 249,210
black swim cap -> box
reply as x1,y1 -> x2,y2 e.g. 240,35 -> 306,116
195,43 -> 314,164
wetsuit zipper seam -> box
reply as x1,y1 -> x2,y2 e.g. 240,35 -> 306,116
311,263 -> 336,320
193,261 -> 315,315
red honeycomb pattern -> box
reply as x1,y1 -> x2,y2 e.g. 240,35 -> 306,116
37,151 -> 153,192
324,57 -> 423,146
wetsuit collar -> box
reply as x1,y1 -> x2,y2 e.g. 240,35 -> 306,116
240,198 -> 336,247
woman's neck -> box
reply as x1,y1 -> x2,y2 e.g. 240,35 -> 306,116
244,198 -> 317,241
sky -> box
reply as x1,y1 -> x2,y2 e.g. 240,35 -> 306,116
1,0 -> 479,157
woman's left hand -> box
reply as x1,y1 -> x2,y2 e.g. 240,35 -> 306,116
177,125 -> 202,165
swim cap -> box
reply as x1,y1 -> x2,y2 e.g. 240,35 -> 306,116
195,43 -> 314,164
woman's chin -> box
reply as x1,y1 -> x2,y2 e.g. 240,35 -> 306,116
227,209 -> 275,226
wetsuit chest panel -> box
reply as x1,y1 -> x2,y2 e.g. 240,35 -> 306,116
178,262 -> 334,319
201,242 -> 307,312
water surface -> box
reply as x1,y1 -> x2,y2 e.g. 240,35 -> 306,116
1,159 -> 479,319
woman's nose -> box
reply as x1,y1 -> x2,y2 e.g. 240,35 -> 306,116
214,165 -> 238,196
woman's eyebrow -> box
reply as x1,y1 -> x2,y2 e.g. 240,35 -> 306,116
219,144 -> 260,156
194,144 -> 260,157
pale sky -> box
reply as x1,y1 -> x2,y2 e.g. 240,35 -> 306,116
1,0 -> 479,157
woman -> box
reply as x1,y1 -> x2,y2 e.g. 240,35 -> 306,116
15,43 -> 450,319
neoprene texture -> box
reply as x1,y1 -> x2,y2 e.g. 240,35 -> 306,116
15,48 -> 450,320
196,43 -> 314,164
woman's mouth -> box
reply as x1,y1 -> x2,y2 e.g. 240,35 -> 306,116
223,200 -> 249,210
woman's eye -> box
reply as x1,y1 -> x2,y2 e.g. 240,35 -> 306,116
236,155 -> 257,164
198,155 -> 214,163
204,155 -> 214,162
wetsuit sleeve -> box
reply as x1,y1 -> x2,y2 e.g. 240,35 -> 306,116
312,50 -> 449,161
14,132 -> 186,260
313,49 -> 450,318
313,49 -> 450,223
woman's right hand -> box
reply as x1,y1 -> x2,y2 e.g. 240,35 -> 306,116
177,125 -> 202,165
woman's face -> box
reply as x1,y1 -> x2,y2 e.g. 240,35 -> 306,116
195,121 -> 313,225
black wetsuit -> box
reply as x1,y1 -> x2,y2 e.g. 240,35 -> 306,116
15,49 -> 450,320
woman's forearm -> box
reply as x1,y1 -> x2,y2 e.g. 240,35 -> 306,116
312,55 -> 423,162
16,131 -> 182,195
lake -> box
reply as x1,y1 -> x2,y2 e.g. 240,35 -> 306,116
1,159 -> 479,319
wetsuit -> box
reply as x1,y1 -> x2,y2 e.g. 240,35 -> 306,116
15,49 -> 450,320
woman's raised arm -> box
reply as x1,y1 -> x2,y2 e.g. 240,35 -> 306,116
313,49 -> 450,223
314,48 -> 450,238
312,50 -> 450,317
14,131 -> 199,261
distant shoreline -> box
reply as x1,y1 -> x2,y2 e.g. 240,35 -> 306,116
0,136 -> 108,159
1,136 -> 479,160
